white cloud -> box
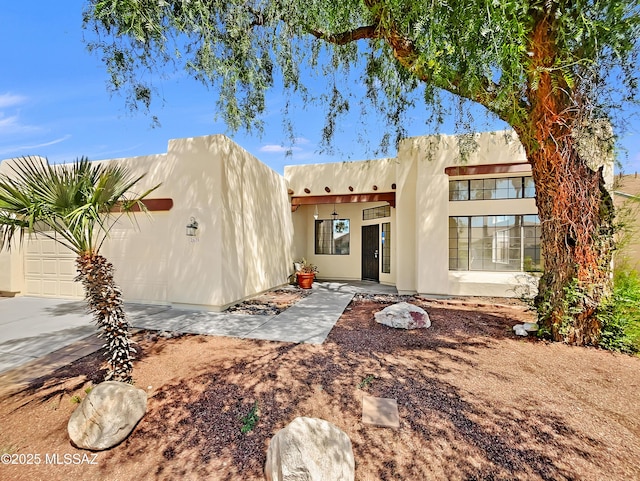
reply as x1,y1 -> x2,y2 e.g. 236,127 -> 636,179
0,93 -> 39,136
0,113 -> 40,136
259,144 -> 302,153
0,115 -> 20,129
293,137 -> 310,145
0,93 -> 27,109
0,135 -> 71,156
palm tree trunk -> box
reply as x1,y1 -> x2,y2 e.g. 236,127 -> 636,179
76,253 -> 134,382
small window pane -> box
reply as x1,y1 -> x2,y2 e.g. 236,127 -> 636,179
449,180 -> 469,201
524,177 -> 536,198
469,179 -> 484,200
494,179 -> 510,199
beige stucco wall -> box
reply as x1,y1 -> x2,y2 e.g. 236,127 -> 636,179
219,138 -> 294,306
400,131 -> 539,297
286,158 -> 397,285
0,135 -> 294,309
286,158 -> 396,197
291,202 -> 395,285
0,157 -> 33,294
101,135 -> 294,309
287,130 -> 541,297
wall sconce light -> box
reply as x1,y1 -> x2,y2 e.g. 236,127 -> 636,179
186,217 -> 199,237
313,205 -> 319,220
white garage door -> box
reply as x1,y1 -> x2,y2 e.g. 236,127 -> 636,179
23,237 -> 84,299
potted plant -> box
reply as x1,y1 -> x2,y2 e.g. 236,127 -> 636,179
295,258 -> 318,289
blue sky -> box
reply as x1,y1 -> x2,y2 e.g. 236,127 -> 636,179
1,1 -> 639,175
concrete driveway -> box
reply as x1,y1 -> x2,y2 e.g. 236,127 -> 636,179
0,297 -> 96,375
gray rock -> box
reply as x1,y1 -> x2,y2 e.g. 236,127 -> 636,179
68,381 -> 147,451
265,417 -> 355,481
523,322 -> 539,332
374,302 -> 431,329
513,324 -> 529,337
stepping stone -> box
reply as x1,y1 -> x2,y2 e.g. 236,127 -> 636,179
362,396 -> 400,428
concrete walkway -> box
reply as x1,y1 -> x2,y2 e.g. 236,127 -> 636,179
0,280 -> 397,383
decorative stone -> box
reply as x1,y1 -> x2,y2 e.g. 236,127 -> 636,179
374,302 -> 431,329
68,381 -> 147,450
362,396 -> 400,428
523,322 -> 539,332
265,417 -> 355,481
513,324 -> 529,337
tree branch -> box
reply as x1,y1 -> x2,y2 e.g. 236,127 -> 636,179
304,14 -> 511,121
307,25 -> 380,44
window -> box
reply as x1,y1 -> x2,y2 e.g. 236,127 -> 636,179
315,219 -> 350,255
449,215 -> 542,272
449,176 -> 536,201
382,222 -> 391,273
363,205 -> 391,220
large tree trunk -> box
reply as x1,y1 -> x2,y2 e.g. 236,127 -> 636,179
76,253 -> 134,382
526,138 -> 614,344
516,10 -> 615,345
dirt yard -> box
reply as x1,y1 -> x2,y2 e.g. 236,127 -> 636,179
1,295 -> 639,481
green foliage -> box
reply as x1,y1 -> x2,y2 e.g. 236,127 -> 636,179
559,278 -> 589,338
70,395 -> 82,404
598,268 -> 640,354
83,1 -> 640,149
358,374 -> 375,389
240,401 -> 259,434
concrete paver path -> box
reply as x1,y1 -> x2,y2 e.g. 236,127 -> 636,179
0,280 -> 397,383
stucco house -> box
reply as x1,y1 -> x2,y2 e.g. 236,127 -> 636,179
0,130 -> 583,310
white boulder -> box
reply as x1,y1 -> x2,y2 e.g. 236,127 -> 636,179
513,324 -> 529,337
265,417 -> 355,481
374,302 -> 431,329
68,381 -> 147,450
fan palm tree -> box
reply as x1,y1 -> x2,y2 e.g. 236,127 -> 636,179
0,156 -> 159,382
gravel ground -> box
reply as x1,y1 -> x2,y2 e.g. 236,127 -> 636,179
0,295 -> 638,481
224,288 -> 311,315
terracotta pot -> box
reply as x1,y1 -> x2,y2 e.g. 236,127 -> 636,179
296,272 -> 315,289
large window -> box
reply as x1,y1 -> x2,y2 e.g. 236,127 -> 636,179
449,215 -> 542,272
449,176 -> 536,201
315,219 -> 350,255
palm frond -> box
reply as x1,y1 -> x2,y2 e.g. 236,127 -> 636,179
0,155 -> 160,256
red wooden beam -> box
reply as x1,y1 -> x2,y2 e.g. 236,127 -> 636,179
112,198 -> 173,212
291,193 -> 395,208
